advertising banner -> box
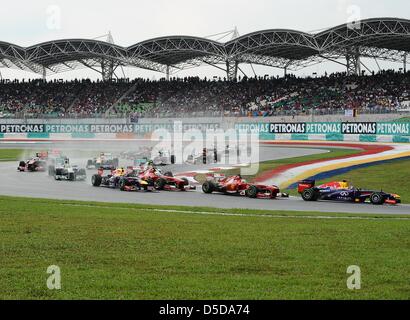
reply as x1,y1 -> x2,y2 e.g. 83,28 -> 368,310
1,122 -> 410,136
236,122 -> 410,136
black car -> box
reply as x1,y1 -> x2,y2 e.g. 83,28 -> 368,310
91,169 -> 153,191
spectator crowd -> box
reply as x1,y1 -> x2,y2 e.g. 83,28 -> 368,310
0,70 -> 408,119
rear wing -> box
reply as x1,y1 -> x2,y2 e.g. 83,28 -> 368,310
35,151 -> 49,159
297,179 -> 315,194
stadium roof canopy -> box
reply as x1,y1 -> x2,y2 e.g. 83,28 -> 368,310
0,17 -> 409,80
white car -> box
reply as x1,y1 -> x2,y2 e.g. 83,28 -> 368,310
49,157 -> 87,181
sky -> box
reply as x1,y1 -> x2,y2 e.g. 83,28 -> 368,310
0,0 -> 409,80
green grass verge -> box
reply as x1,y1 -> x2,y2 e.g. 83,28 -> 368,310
196,148 -> 360,183
0,149 -> 24,161
0,195 -> 409,300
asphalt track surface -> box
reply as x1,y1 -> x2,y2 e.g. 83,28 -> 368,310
1,143 -> 409,215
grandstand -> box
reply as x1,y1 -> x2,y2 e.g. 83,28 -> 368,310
0,17 -> 409,120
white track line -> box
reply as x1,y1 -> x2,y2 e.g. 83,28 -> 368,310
59,203 -> 410,221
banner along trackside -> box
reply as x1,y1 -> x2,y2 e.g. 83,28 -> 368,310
235,122 -> 410,136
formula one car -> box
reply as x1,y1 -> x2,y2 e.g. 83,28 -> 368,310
297,179 -> 401,205
17,152 -> 48,172
202,174 -> 288,199
138,167 -> 194,191
91,167 -> 153,191
48,157 -> 87,181
86,152 -> 119,170
152,150 -> 175,166
120,147 -> 153,161
186,148 -> 218,164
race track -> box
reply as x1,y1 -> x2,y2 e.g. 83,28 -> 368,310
1,143 -> 409,215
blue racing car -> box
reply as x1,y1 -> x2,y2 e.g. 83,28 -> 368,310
297,180 -> 400,205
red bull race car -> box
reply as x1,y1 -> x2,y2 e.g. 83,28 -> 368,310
138,167 -> 195,191
202,174 -> 288,199
91,167 -> 154,191
17,152 -> 49,172
297,179 -> 401,205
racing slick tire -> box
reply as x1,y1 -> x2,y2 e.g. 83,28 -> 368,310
76,169 -> 86,180
164,171 -> 173,177
68,173 -> 75,181
181,177 -> 189,186
91,174 -> 102,187
18,161 -> 26,171
119,178 -> 128,191
48,165 -> 55,176
86,160 -> 93,168
154,178 -> 167,190
177,181 -> 186,191
54,168 -> 64,180
202,181 -> 215,194
301,188 -> 318,201
370,192 -> 385,205
245,185 -> 258,198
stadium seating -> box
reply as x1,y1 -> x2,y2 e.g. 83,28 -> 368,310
0,70 -> 408,119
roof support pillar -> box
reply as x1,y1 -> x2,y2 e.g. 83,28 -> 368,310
404,54 -> 407,73
346,47 -> 361,76
166,65 -> 170,81
226,60 -> 238,81
42,66 -> 46,80
101,59 -> 114,81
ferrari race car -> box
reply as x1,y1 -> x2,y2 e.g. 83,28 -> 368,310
48,157 -> 87,181
202,174 -> 288,199
138,167 -> 194,191
86,152 -> 119,170
91,167 -> 153,191
297,180 -> 401,205
17,152 -> 48,172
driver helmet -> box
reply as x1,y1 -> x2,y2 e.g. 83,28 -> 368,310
116,167 -> 125,176
340,180 -> 349,189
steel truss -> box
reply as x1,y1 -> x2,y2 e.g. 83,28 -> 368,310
0,18 -> 409,79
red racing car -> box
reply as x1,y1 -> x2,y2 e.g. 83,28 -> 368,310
18,152 -> 48,172
138,167 -> 195,191
202,174 -> 288,199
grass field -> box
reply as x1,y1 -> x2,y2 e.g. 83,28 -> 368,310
0,196 -> 409,300
0,149 -> 24,161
